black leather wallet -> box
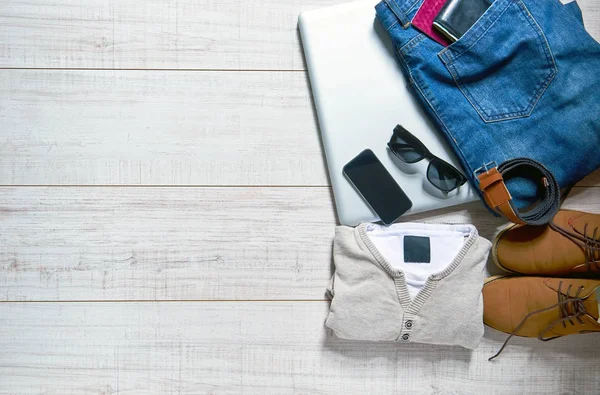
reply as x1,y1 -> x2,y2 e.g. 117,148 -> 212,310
433,0 -> 492,42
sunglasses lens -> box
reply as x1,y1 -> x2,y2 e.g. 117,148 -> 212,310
389,131 -> 427,163
427,159 -> 465,192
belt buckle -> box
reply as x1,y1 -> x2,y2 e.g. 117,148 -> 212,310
473,161 -> 497,180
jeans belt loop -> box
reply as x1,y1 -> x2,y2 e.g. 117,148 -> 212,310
384,0 -> 412,28
474,158 -> 561,226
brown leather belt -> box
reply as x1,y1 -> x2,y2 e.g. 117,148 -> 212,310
475,158 -> 560,226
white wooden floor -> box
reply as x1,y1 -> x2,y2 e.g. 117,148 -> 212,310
1,1 -> 599,394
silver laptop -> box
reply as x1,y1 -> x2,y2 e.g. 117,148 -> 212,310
299,0 -> 478,226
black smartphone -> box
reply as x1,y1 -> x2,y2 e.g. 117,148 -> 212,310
343,149 -> 413,225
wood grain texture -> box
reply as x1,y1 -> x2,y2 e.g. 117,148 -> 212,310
1,0 -> 599,392
1,302 -> 600,395
2,69 -> 597,188
0,0 -> 598,71
0,69 -> 328,186
0,187 -> 336,301
0,0 -> 344,70
579,0 -> 600,39
1,186 -> 598,302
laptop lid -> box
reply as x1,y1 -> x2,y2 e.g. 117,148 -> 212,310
299,0 -> 478,226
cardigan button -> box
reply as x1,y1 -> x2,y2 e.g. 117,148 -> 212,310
405,320 -> 413,329
401,333 -> 410,341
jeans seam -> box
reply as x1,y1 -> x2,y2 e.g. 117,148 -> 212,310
396,48 -> 417,85
384,0 -> 411,29
386,20 -> 399,31
513,0 -> 559,115
559,0 -> 585,27
484,69 -> 557,122
450,68 -> 557,123
399,34 -> 426,56
413,79 -> 481,197
443,60 -> 491,122
519,1 -> 553,66
404,0 -> 422,15
397,50 -> 479,198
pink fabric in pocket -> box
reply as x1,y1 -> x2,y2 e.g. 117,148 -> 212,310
411,0 -> 450,46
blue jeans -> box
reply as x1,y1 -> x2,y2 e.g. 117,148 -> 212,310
376,0 -> 600,208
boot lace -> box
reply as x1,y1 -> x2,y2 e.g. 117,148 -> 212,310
489,281 -> 588,361
549,220 -> 600,271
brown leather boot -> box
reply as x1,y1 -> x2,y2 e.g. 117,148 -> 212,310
483,276 -> 600,360
492,210 -> 600,276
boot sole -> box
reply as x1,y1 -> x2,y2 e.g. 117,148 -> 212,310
491,223 -> 525,275
483,274 -> 510,285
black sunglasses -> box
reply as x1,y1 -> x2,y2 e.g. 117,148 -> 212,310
387,125 -> 468,192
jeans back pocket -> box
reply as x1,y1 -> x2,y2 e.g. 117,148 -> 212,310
438,0 -> 557,123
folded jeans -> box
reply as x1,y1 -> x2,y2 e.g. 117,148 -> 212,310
375,0 -> 600,209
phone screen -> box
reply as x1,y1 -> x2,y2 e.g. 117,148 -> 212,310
343,149 -> 412,225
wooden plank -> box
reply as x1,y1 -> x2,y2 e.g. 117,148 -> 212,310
561,186 -> 600,211
1,186 -> 598,302
580,0 -> 600,39
1,302 -> 599,394
0,69 -> 329,186
0,0 -> 345,70
0,187 -> 336,301
0,0 -> 598,71
577,168 -> 600,187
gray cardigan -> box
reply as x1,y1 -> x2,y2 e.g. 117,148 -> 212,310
325,222 -> 492,349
